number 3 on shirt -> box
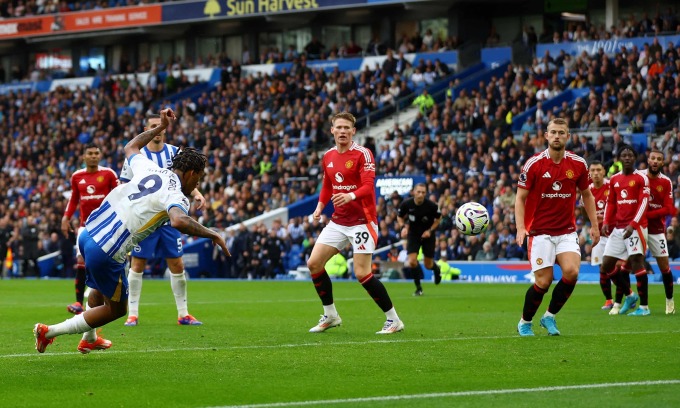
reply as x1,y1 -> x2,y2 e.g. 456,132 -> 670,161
128,175 -> 162,201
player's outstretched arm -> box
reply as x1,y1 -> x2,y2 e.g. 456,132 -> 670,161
124,108 -> 176,159
168,207 -> 231,256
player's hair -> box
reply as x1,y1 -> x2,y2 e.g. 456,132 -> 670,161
617,144 -> 636,158
331,112 -> 356,127
83,143 -> 100,152
170,147 -> 207,174
548,118 -> 569,128
589,160 -> 604,168
650,148 -> 665,158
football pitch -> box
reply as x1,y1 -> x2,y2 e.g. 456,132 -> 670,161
1,279 -> 679,407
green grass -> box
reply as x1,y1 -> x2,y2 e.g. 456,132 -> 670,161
1,279 -> 680,407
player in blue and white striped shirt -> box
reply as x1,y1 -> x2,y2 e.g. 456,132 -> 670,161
120,114 -> 207,327
34,109 -> 230,354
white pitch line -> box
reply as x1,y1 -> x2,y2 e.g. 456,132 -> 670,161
5,329 -> 680,359
206,380 -> 680,408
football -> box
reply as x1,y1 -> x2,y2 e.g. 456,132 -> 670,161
455,202 -> 490,235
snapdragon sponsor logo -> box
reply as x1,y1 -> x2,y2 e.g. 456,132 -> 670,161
617,199 -> 638,205
541,193 -> 572,199
82,194 -> 106,200
650,203 -> 662,208
333,185 -> 357,191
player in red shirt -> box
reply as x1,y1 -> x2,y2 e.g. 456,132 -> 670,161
635,150 -> 675,315
601,145 -> 650,315
306,112 -> 403,334
582,161 -> 619,309
515,118 -> 600,336
61,143 -> 118,315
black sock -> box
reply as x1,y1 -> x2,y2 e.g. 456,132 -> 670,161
599,271 -> 612,300
548,277 -> 577,314
75,265 -> 86,304
416,264 -> 424,279
413,266 -> 422,290
522,284 -> 547,321
636,272 -> 648,306
432,262 -> 441,284
661,268 -> 674,300
360,273 -> 393,312
311,270 -> 334,306
615,271 -> 632,301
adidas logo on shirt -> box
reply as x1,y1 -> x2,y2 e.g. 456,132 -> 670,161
79,179 -> 86,184
327,162 -> 334,168
542,172 -> 551,178
614,182 -> 619,187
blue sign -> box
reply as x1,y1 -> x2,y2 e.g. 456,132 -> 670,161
375,176 -> 427,199
164,0 -> 376,22
537,34 -> 680,57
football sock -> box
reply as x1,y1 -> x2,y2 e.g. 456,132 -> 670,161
635,269 -> 648,306
385,307 -> 399,321
615,271 -> 632,300
661,267 -> 674,300
432,262 -> 442,284
171,271 -> 189,317
548,277 -> 577,314
322,304 -> 338,317
413,268 -> 422,291
81,301 -> 97,342
75,265 -> 86,304
599,270 -> 612,300
522,283 -> 547,321
127,269 -> 144,317
360,273 -> 393,312
311,270 -> 334,306
47,314 -> 92,338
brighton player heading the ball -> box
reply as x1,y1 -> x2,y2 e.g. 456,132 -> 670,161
515,118 -> 600,336
33,109 -> 230,354
307,112 -> 404,334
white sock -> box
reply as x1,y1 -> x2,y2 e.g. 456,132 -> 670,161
613,302 -> 621,308
385,307 -> 399,321
322,304 -> 338,317
81,302 -> 97,342
47,314 -> 92,338
520,318 -> 532,324
640,305 -> 649,310
171,271 -> 188,318
543,311 -> 555,318
127,269 -> 144,317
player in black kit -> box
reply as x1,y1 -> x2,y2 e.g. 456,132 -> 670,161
397,183 -> 442,295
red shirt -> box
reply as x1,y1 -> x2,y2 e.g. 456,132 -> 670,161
639,169 -> 675,234
319,142 -> 378,227
64,167 -> 119,226
590,179 -> 610,236
518,149 -> 590,236
603,170 -> 649,229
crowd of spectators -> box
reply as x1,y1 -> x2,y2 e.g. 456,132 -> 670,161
3,33 -> 680,279
0,0 -> 175,17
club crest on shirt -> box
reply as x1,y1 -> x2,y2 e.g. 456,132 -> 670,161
657,185 -> 664,192
97,176 -> 104,183
604,190 -> 609,196
345,160 -> 354,169
628,180 -> 636,187
566,170 -> 574,179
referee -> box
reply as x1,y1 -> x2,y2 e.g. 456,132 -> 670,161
397,183 -> 442,296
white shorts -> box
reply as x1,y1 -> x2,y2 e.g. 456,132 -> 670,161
647,233 -> 669,258
528,233 -> 580,272
591,236 -> 608,266
603,227 -> 648,260
75,226 -> 86,258
316,220 -> 378,254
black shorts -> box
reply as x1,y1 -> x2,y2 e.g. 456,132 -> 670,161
406,234 -> 436,258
